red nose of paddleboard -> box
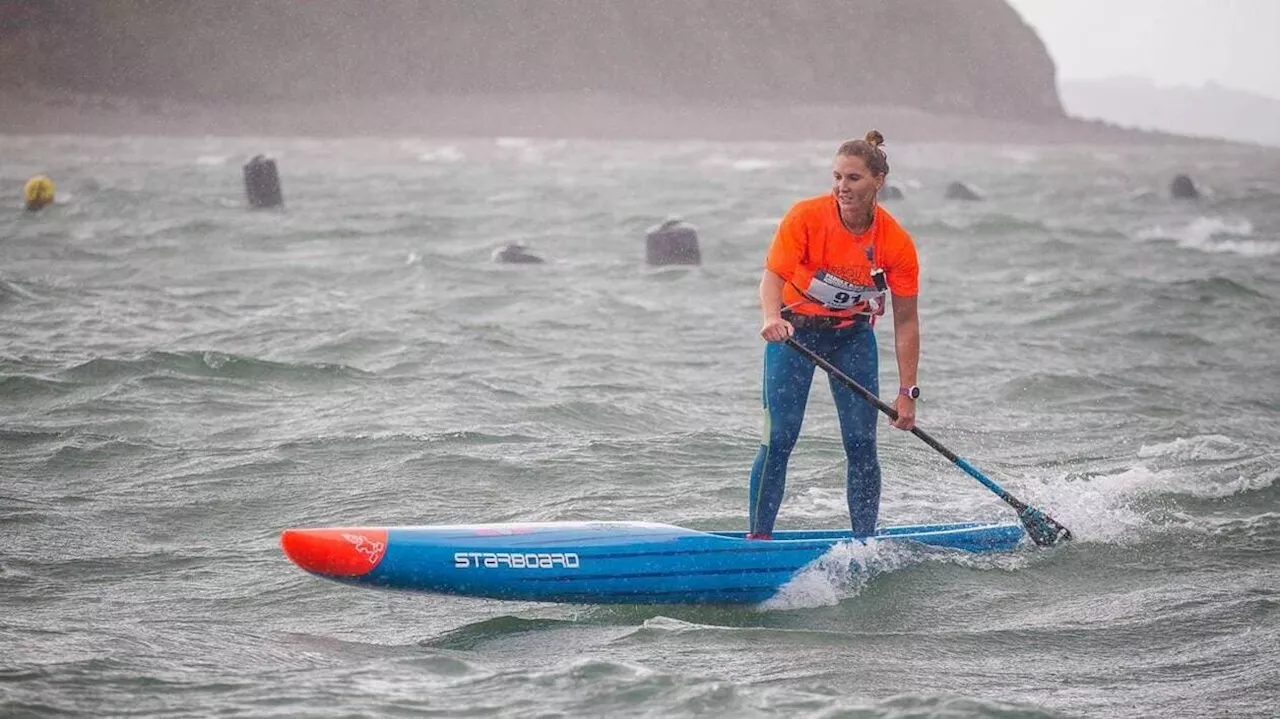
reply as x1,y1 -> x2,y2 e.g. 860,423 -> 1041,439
280,528 -> 388,577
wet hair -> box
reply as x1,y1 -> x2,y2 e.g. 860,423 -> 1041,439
836,130 -> 889,176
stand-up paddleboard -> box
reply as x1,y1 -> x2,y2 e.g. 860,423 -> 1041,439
281,520 -> 1026,605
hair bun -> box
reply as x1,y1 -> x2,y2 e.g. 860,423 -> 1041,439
864,130 -> 885,148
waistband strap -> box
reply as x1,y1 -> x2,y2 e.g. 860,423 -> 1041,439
781,311 -> 868,330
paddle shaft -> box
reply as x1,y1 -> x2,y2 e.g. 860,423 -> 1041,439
783,338 -> 1030,512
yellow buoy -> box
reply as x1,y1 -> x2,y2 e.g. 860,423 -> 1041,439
23,175 -> 56,211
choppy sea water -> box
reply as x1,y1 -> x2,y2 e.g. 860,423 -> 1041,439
2,135 -> 1278,718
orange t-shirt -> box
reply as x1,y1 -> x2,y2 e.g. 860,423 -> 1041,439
765,195 -> 919,317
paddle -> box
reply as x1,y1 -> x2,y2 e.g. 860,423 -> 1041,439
784,338 -> 1072,546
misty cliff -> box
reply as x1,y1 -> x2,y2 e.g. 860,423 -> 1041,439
3,0 -> 1062,122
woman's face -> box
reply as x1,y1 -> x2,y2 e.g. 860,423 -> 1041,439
831,154 -> 884,218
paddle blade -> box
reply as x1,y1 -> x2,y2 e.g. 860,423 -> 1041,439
1018,506 -> 1073,546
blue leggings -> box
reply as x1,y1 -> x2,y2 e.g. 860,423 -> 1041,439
748,325 -> 881,537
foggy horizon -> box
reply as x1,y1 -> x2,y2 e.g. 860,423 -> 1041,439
1008,0 -> 1280,101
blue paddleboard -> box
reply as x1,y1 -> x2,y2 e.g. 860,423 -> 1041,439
281,520 -> 1026,605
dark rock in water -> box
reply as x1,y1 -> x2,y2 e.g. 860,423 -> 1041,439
880,184 -> 905,201
243,155 -> 283,208
945,181 -> 983,201
492,244 -> 544,264
646,219 -> 701,266
1170,174 -> 1200,200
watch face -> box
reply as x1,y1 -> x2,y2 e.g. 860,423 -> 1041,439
902,386 -> 920,399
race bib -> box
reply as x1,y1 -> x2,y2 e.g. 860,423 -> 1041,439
802,270 -> 885,311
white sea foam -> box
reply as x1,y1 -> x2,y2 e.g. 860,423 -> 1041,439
786,486 -> 848,520
759,538 -> 903,610
741,215 -> 784,229
494,137 -> 567,164
1135,216 -> 1276,257
998,148 -> 1040,164
637,616 -> 704,633
495,137 -> 536,148
1021,269 -> 1061,286
700,155 -> 779,172
417,145 -> 466,163
1025,442 -> 1277,544
1137,434 -> 1251,462
757,534 -> 1030,611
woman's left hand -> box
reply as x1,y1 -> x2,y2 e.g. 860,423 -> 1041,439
890,396 -> 916,430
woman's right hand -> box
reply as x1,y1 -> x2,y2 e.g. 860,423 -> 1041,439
760,316 -> 794,342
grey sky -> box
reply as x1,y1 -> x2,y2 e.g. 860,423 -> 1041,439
1006,0 -> 1280,99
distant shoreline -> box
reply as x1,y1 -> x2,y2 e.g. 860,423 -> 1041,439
0,86 -> 1228,146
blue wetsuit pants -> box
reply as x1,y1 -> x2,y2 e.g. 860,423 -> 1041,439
748,324 -> 881,537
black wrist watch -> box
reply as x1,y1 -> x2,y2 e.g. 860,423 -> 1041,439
899,385 -> 920,400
